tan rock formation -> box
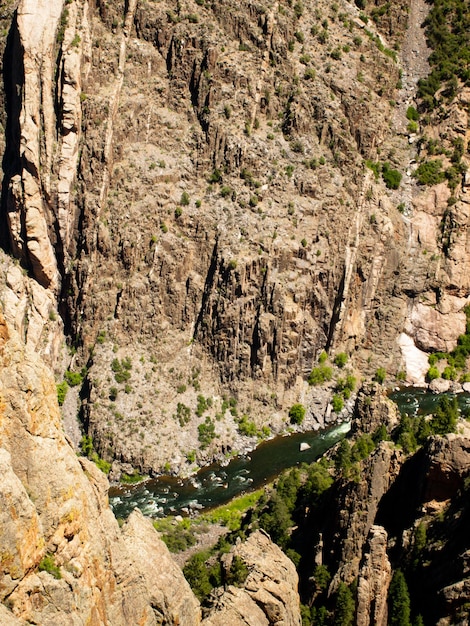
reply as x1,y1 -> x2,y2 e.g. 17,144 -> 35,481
356,525 -> 391,626
0,305 -> 201,625
6,0 -> 63,289
122,510 -> 201,625
203,530 -> 301,626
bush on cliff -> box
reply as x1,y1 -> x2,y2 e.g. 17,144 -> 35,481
289,403 -> 306,424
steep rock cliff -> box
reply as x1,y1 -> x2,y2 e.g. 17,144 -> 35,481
0,296 -> 201,624
2,0 -> 469,474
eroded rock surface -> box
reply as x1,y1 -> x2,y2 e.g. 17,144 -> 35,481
2,0 -> 469,475
0,306 -> 200,625
203,530 -> 301,626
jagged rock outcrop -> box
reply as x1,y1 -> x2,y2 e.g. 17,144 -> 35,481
352,382 -> 400,435
203,530 -> 301,626
5,0 -> 63,290
356,525 -> 391,626
122,510 -> 201,625
0,303 -> 202,624
327,442 -> 402,588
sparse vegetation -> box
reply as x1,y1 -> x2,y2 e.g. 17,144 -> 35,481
308,365 -> 333,385
198,416 -> 216,448
289,403 -> 306,425
413,160 -> 445,186
38,554 -> 61,579
57,381 -> 68,406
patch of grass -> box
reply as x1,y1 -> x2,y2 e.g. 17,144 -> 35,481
121,471 -> 145,484
38,554 -> 61,579
202,489 -> 264,531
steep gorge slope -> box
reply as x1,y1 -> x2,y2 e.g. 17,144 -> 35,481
4,0 -> 469,474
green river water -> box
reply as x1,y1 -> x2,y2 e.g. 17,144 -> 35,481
109,387 -> 470,519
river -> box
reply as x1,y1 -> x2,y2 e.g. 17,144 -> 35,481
388,386 -> 470,417
109,387 -> 470,519
109,420 -> 351,519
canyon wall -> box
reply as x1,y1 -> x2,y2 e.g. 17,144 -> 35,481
2,0 -> 469,474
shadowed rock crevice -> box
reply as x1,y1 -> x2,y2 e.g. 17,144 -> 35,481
1,15 -> 23,254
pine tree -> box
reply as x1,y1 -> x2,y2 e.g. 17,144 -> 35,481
388,570 -> 411,626
334,582 -> 355,626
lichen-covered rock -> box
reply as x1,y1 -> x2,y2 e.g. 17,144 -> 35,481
122,510 -> 201,625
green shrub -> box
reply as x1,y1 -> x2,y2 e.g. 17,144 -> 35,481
183,552 -> 214,601
406,106 -> 419,121
289,403 -> 306,424
372,423 -> 389,444
64,369 -> 83,387
413,160 -> 445,186
209,169 -> 222,183
374,368 -> 386,384
366,159 -> 381,180
198,417 -> 216,448
352,434 -> 375,461
196,395 -> 208,417
220,186 -> 233,198
95,457 -> 111,474
237,415 -> 258,436
334,352 -> 348,368
430,396 -> 458,435
335,439 -> 352,473
154,518 -> 197,553
318,350 -> 328,363
332,394 -> 344,413
426,366 -> 440,382
308,365 -> 332,385
176,402 -> 191,426
57,381 -> 69,406
388,570 -> 411,626
304,68 -> 316,80
334,583 -> 355,626
442,365 -> 457,380
80,434 -> 93,456
111,358 -> 131,384
38,554 -> 61,579
336,375 -> 356,398
186,450 -> 196,463
382,163 -> 402,189
225,555 -> 249,587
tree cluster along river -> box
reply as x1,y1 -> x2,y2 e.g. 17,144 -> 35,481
109,388 -> 470,519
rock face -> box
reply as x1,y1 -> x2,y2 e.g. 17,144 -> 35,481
0,304 -> 201,625
326,443 -> 402,588
203,530 -> 301,626
0,0 -> 468,475
356,525 -> 391,626
0,283 -> 302,623
308,401 -> 470,625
